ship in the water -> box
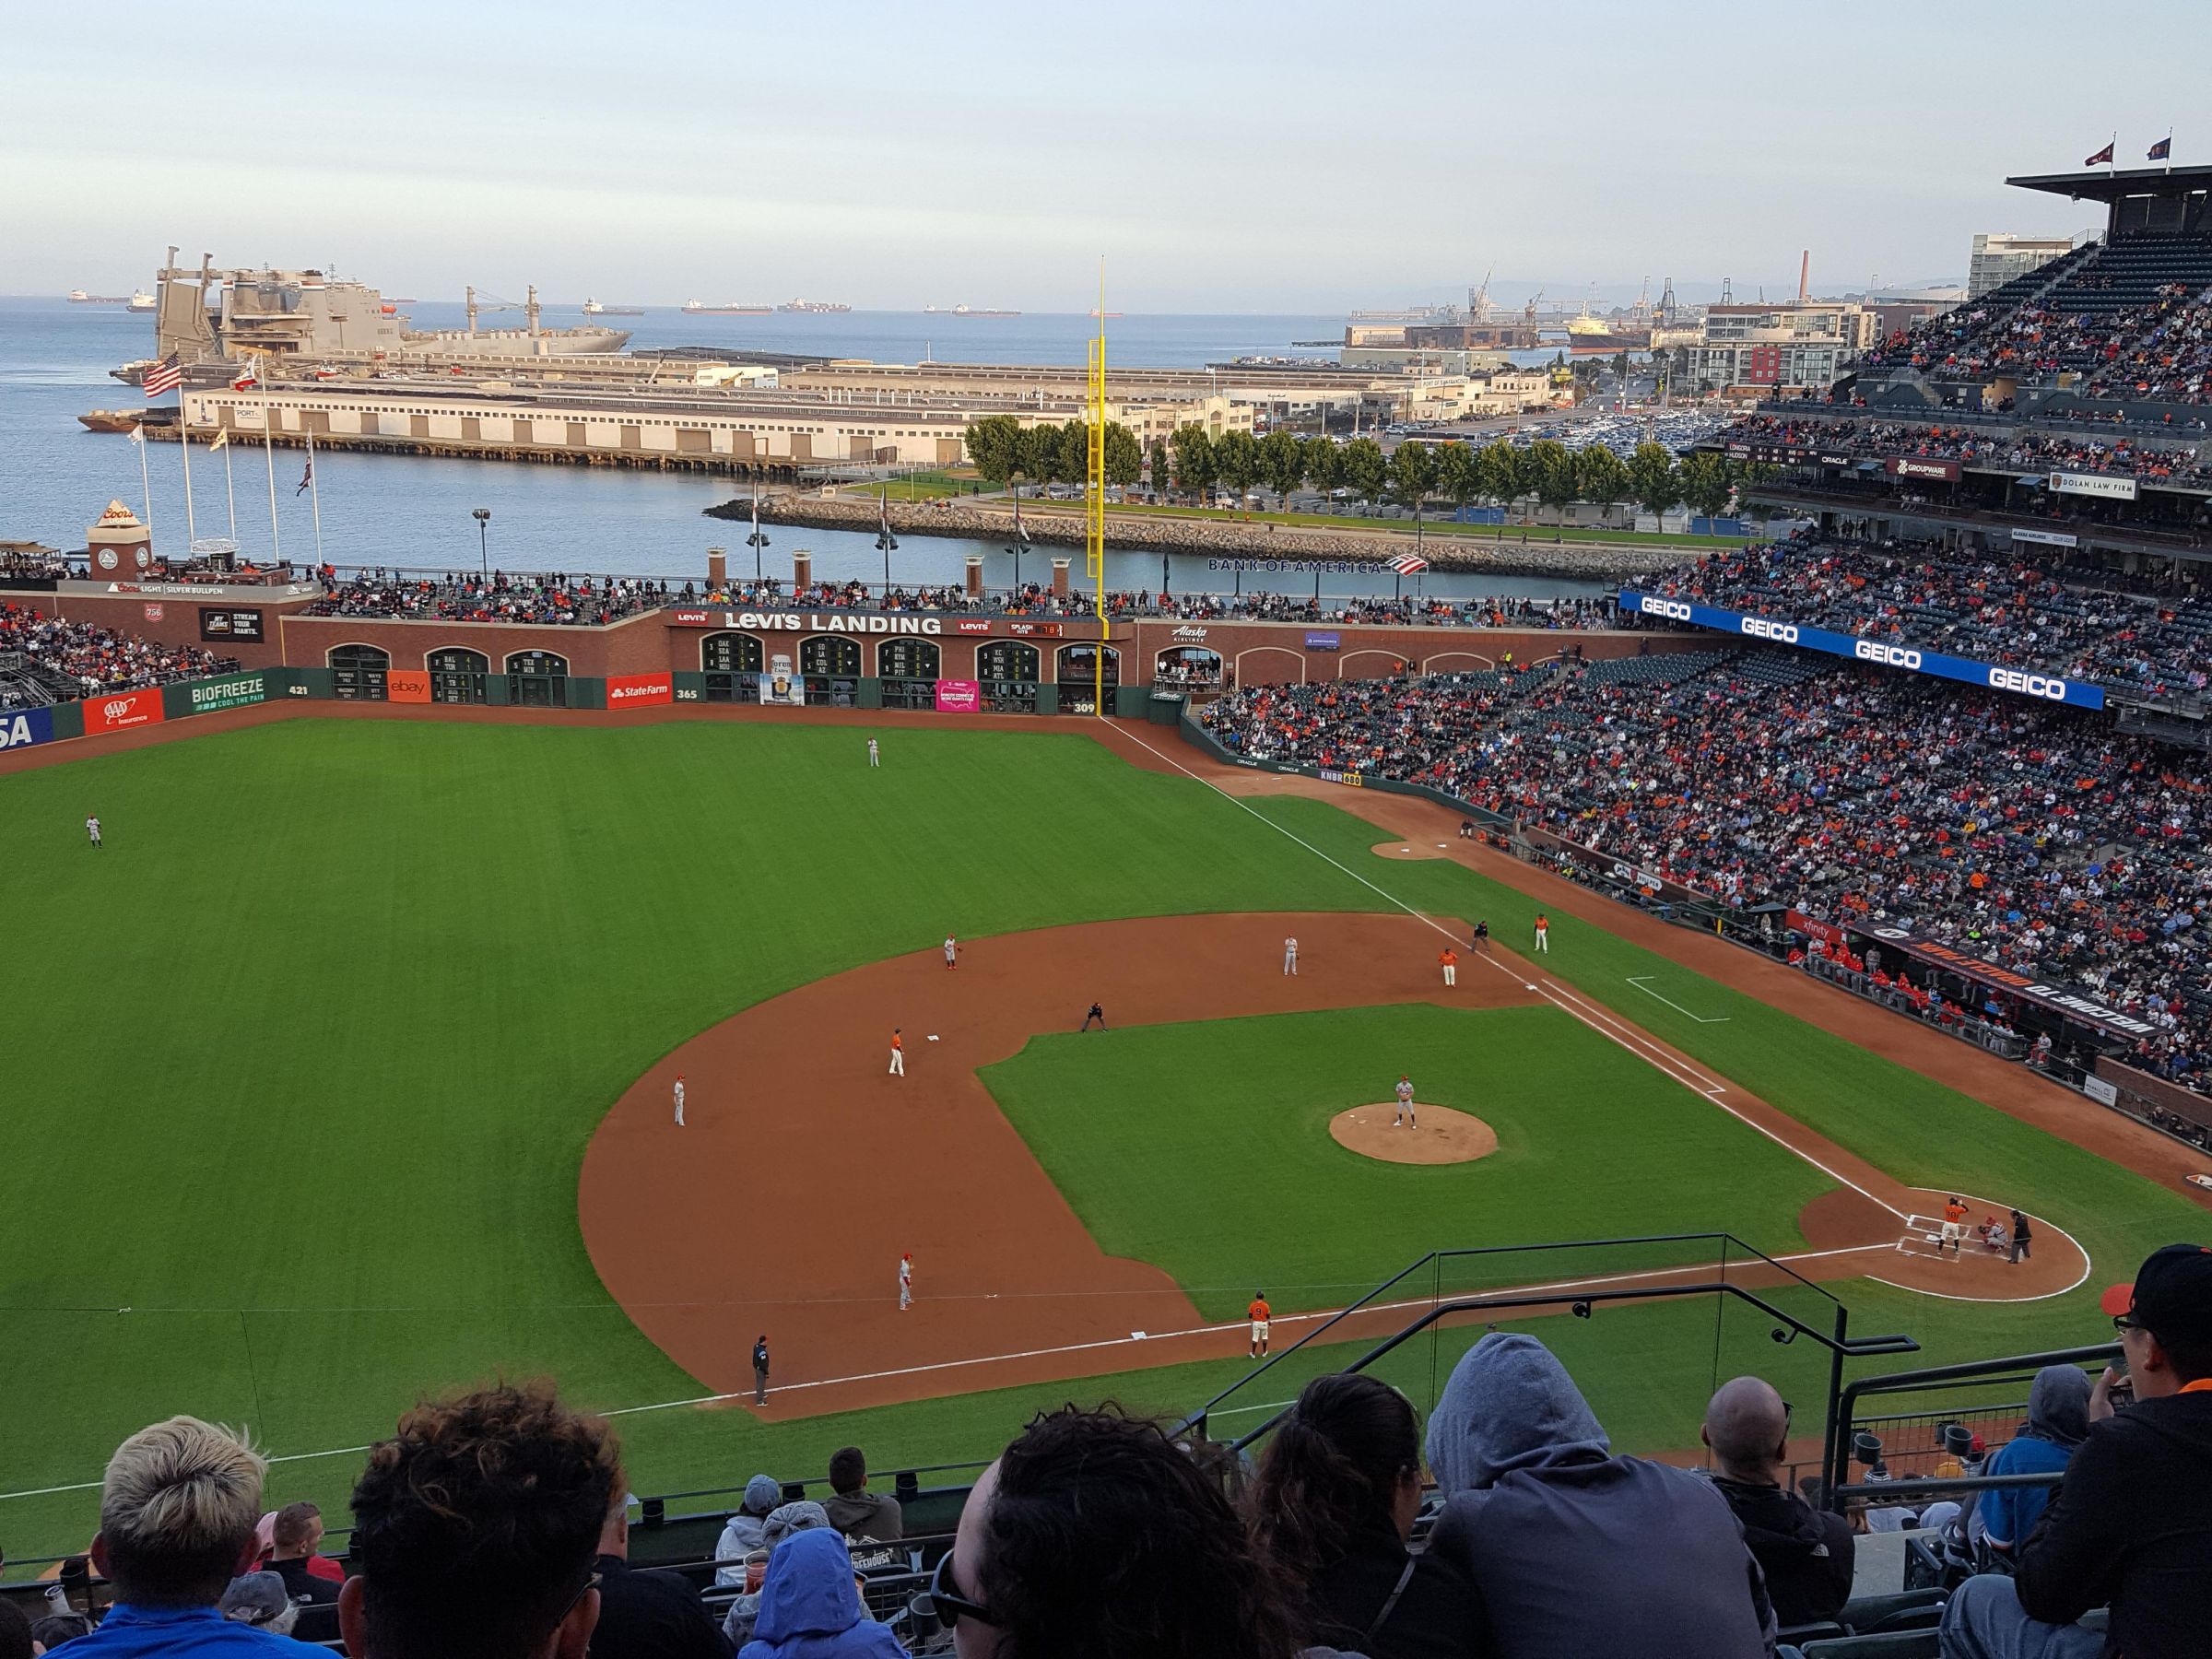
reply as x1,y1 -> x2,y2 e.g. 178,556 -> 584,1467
776,299 -> 851,313
70,289 -> 132,305
125,253 -> 631,382
1563,312 -> 1652,354
582,299 -> 645,316
126,290 -> 157,312
683,300 -> 772,315
924,304 -> 1020,317
78,409 -> 145,433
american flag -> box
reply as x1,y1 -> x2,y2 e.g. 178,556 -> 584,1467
1386,551 -> 1429,575
142,353 -> 183,399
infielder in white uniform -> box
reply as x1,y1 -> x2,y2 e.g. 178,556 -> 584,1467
1283,935 -> 1299,975
943,935 -> 959,970
1394,1075 -> 1417,1127
867,737 -> 880,768
899,1253 -> 913,1311
673,1074 -> 686,1127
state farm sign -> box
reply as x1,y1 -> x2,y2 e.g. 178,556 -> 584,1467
84,688 -> 166,734
606,673 -> 673,707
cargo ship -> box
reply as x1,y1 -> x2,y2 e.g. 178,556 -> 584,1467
777,299 -> 851,313
924,304 -> 1020,317
78,409 -> 144,433
582,299 -> 645,316
69,289 -> 132,305
126,290 -> 158,312
684,300 -> 773,315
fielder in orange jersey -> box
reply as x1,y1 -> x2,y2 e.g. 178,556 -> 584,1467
1941,1194 -> 1969,1255
888,1028 -> 905,1077
1439,947 -> 1458,987
1247,1292 -> 1272,1358
1533,912 -> 1550,953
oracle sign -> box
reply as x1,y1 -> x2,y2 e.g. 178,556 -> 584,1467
83,688 -> 166,734
607,672 -> 674,707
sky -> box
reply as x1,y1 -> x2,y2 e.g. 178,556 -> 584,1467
3,0 -> 2206,313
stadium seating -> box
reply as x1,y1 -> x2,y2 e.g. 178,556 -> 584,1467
0,600 -> 238,710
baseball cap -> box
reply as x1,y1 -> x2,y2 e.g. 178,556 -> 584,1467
218,1571 -> 293,1625
2100,1243 -> 2212,1345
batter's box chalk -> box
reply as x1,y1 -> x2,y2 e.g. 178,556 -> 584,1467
1130,1331 -> 1147,1340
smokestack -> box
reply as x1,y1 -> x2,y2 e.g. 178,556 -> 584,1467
1798,251 -> 1810,303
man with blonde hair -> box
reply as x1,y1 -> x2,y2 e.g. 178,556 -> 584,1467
73,1415 -> 298,1655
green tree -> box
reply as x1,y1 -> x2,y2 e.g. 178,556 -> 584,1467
1526,439 -> 1579,515
1214,429 -> 1261,509
1435,441 -> 1477,513
1147,439 -> 1169,495
1259,429 -> 1306,505
1339,437 -> 1387,503
1102,421 -> 1143,488
1388,440 -> 1439,517
1171,425 -> 1217,501
1475,441 -> 1523,509
1055,420 -> 1089,489
1017,423 -> 1059,488
1677,451 -> 1735,519
1627,441 -> 1682,518
1301,436 -> 1344,499
1573,445 -> 1630,516
964,415 -> 1023,486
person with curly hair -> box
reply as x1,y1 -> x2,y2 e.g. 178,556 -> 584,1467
1246,1374 -> 1484,1659
935,1405 -> 1303,1659
339,1382 -> 622,1659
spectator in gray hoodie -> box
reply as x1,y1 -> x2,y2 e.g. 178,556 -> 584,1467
1421,1333 -> 1776,1659
721,1502 -> 832,1649
714,1477 -> 785,1589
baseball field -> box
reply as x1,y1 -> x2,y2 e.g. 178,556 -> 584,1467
2,706 -> 2206,1561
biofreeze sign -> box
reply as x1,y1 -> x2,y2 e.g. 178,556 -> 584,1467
1619,590 -> 2103,710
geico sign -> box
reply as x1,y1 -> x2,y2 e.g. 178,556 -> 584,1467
1637,596 -> 1692,620
1739,618 -> 1798,643
1987,667 -> 2070,701
1855,641 -> 1924,669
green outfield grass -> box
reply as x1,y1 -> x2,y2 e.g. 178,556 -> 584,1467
982,1005 -> 1837,1321
0,716 -> 2200,1562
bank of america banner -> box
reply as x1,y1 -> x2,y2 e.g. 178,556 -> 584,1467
1619,590 -> 2105,711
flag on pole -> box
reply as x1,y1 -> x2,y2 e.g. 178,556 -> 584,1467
2148,135 -> 2172,161
128,424 -> 146,444
142,353 -> 183,398
208,429 -> 229,452
1386,551 -> 1430,575
2085,139 -> 2115,167
230,360 -> 259,390
297,452 -> 314,497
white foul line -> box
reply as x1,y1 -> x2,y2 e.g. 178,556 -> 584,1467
1628,975 -> 1732,1023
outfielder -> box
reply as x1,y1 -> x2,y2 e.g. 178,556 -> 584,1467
1394,1075 -> 1417,1128
867,736 -> 880,768
87,814 -> 102,849
673,1073 -> 687,1127
1283,935 -> 1299,975
888,1029 -> 905,1077
1248,1291 -> 1272,1358
1533,912 -> 1550,953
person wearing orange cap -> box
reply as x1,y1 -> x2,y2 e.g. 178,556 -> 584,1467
1941,1243 -> 2212,1659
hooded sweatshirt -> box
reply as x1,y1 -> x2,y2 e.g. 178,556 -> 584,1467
2012,1385 -> 2212,1659
1708,1475 -> 1854,1627
736,1529 -> 907,1659
1421,1334 -> 1775,1659
716,1476 -> 788,1587
722,1501 -> 835,1648
1977,1365 -> 2090,1550
823,1488 -> 902,1543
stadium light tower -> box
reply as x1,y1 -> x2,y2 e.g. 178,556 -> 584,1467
1087,263 -> 1108,715
472,507 -> 490,577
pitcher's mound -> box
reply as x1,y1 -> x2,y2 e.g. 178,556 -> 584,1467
1330,1102 -> 1498,1165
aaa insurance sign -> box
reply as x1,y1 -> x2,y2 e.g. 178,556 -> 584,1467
83,688 -> 167,734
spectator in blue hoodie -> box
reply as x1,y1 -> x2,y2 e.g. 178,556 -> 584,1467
1976,1367 -> 2091,1557
736,1531 -> 902,1659
1421,1333 -> 1775,1659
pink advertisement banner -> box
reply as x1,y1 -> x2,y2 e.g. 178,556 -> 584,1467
934,679 -> 981,713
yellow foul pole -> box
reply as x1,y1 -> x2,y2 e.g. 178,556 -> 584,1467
1088,263 -> 1107,715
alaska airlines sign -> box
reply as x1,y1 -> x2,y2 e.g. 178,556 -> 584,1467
1619,590 -> 2104,710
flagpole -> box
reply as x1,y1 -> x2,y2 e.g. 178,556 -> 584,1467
180,395 -> 198,548
262,362 -> 282,562
308,429 -> 324,564
136,424 -> 155,548
221,435 -> 238,544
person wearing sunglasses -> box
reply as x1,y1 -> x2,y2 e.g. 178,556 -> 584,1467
1940,1242 -> 2212,1659
932,1406 -> 1302,1659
